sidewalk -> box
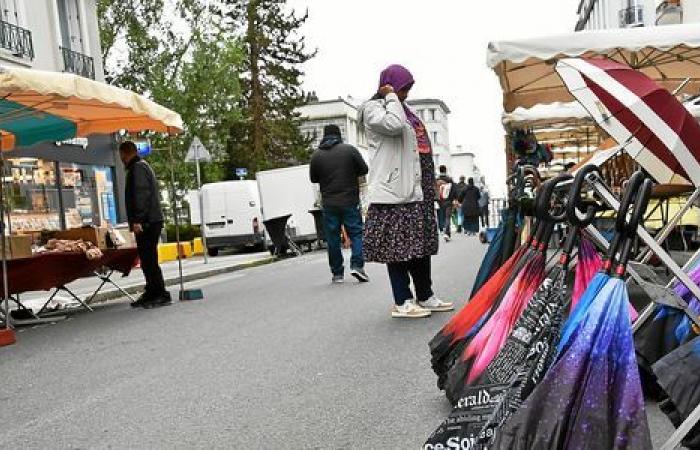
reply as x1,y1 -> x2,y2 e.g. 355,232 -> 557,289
16,251 -> 276,311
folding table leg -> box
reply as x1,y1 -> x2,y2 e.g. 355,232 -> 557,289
86,270 -> 136,304
37,286 -> 94,315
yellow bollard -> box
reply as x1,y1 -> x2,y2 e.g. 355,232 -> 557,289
158,243 -> 178,263
192,238 -> 204,255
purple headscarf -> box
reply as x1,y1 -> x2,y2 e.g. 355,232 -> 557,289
378,64 -> 432,154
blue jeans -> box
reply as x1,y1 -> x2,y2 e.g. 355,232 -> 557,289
387,256 -> 433,305
322,205 -> 364,276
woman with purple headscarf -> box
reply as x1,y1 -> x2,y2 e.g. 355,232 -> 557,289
358,64 -> 453,319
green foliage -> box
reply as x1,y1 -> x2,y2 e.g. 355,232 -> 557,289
218,0 -> 316,174
98,0 -> 315,212
165,223 -> 201,242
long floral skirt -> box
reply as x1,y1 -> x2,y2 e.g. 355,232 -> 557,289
363,200 -> 439,264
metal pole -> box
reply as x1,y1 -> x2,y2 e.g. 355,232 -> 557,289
637,187 -> 700,264
168,140 -> 185,296
587,174 -> 700,303
0,154 -> 10,330
195,148 -> 208,264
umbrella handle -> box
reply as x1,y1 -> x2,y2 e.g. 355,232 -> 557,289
615,171 -> 645,234
616,178 -> 653,275
536,173 -> 572,223
567,164 -> 600,227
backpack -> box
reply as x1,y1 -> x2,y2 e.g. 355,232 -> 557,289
438,181 -> 452,201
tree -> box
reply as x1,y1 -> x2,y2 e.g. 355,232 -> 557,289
97,0 -> 244,191
220,0 -> 316,174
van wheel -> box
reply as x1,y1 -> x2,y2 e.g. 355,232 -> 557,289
207,247 -> 219,257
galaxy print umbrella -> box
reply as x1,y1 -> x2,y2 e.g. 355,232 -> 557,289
495,172 -> 653,450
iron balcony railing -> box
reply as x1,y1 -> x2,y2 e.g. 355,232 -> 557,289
60,46 -> 95,79
619,5 -> 645,27
0,19 -> 33,59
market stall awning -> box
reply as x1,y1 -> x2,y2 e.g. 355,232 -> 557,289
0,66 -> 183,150
488,24 -> 700,112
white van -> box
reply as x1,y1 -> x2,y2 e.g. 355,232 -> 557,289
189,181 -> 264,256
256,165 -> 319,250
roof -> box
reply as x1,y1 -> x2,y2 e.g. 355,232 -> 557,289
406,98 -> 451,113
487,23 -> 700,112
301,98 -> 358,110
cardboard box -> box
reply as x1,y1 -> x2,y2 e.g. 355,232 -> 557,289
111,228 -> 137,249
1,235 -> 33,260
53,227 -> 109,249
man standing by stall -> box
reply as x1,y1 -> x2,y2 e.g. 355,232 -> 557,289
119,141 -> 171,308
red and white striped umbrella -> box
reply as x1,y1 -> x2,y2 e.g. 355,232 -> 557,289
555,57 -> 700,186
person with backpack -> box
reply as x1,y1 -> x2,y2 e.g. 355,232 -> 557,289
436,165 -> 456,242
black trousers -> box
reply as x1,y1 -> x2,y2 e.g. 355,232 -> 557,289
386,256 -> 434,305
135,221 -> 167,298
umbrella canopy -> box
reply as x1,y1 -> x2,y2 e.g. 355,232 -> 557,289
0,66 -> 183,150
556,57 -> 700,186
488,24 -> 700,112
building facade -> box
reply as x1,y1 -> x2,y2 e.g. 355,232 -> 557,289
576,0 -> 699,30
0,1 -> 122,234
297,97 -> 454,170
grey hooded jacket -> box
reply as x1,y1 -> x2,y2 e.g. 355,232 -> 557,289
358,93 -> 423,205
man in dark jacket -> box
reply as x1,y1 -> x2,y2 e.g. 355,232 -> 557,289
309,125 -> 369,284
119,141 -> 170,308
436,165 -> 456,242
454,176 -> 467,233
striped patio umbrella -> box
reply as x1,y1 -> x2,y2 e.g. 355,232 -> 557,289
556,57 -> 700,186
0,65 -> 183,150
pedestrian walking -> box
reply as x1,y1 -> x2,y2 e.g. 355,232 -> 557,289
479,186 -> 490,228
359,64 -> 453,319
459,177 -> 481,235
309,124 -> 370,284
436,165 -> 456,242
119,141 -> 171,309
454,176 -> 467,233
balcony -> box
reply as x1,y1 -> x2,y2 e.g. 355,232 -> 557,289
619,5 -> 645,27
0,20 -> 33,59
60,46 -> 95,79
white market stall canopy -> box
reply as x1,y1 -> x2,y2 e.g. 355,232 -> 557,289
488,24 -> 700,112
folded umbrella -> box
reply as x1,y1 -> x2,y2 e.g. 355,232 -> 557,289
496,172 -> 653,450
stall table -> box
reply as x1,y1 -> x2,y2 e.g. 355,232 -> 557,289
0,248 -> 138,322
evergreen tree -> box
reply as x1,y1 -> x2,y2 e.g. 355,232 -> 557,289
220,0 -> 316,175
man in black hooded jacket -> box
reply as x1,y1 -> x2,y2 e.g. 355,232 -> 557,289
120,141 -> 171,308
309,125 -> 369,284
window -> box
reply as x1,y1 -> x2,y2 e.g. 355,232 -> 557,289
60,163 -> 117,227
6,158 -> 62,232
430,109 -> 436,121
432,132 -> 439,145
57,0 -> 84,52
0,0 -> 19,25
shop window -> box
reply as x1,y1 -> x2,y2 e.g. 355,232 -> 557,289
60,163 -> 117,228
5,158 -> 61,232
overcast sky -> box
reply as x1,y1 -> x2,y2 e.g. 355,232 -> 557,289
286,0 -> 580,195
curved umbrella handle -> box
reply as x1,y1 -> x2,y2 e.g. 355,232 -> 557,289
536,173 -> 572,223
615,171 -> 646,234
617,178 -> 653,275
567,164 -> 600,227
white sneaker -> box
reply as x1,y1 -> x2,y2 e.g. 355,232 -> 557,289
444,234 -> 451,242
418,296 -> 454,312
391,300 -> 431,318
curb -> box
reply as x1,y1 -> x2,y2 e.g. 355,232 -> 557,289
89,256 -> 278,304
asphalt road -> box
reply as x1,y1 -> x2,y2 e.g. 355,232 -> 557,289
0,234 -> 679,448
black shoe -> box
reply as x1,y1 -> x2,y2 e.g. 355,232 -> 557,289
144,292 -> 172,309
130,293 -> 152,308
350,267 -> 370,283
